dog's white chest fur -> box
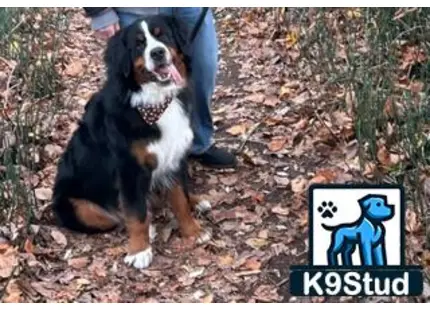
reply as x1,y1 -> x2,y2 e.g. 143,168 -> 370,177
147,98 -> 193,185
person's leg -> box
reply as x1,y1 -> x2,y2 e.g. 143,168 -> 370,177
170,8 -> 237,168
116,11 -> 142,28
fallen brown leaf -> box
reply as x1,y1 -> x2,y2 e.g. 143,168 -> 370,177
253,284 -> 281,302
65,59 -> 83,77
243,257 -> 261,271
279,85 -> 292,99
0,246 -> 18,279
218,254 -> 235,267
291,91 -> 309,105
294,118 -> 308,130
34,187 -> 52,201
309,169 -> 337,185
226,123 -> 248,136
24,238 -> 34,254
201,293 -> 214,303
245,93 -> 265,104
68,257 -> 90,269
291,176 -> 308,193
285,30 -> 298,48
44,144 -> 63,159
31,281 -> 56,300
258,229 -> 269,239
3,280 -> 22,303
271,205 -> 290,216
88,258 -> 107,278
50,229 -> 67,246
363,162 -> 377,178
268,136 -> 287,152
406,209 -> 420,233
377,145 -> 400,168
264,115 -> 283,126
245,238 -> 268,250
220,175 -> 238,186
263,95 -> 279,107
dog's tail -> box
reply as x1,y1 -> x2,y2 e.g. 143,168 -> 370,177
52,195 -> 119,234
321,223 -> 338,231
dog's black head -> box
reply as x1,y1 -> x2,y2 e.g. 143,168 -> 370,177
104,15 -> 190,91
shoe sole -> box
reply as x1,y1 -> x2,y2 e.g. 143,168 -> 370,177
188,156 -> 237,169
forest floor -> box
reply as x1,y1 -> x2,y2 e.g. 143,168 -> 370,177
1,8 -> 429,303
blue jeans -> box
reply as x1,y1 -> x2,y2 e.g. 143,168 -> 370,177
117,8 -> 218,155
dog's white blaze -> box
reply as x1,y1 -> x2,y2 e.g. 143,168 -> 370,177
140,20 -> 171,72
147,98 -> 193,186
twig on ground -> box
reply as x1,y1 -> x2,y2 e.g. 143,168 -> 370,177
6,15 -> 26,39
313,111 -> 340,143
235,122 -> 262,154
276,277 -> 289,287
235,270 -> 261,277
393,7 -> 418,21
0,56 -> 13,67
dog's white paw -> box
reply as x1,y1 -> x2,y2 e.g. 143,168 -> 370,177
149,224 -> 157,243
197,230 -> 212,244
124,247 -> 153,269
196,200 -> 211,213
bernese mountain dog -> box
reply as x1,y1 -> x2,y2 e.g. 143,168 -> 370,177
52,15 -> 212,269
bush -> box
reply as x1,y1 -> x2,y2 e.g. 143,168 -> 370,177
0,8 -> 69,228
285,8 -> 430,239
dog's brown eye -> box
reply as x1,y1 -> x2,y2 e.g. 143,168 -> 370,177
136,34 -> 145,44
152,27 -> 162,37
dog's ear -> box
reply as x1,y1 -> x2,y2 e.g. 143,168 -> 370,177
357,194 -> 373,210
104,29 -> 132,79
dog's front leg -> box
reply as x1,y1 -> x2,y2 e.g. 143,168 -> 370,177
118,157 -> 154,269
373,242 -> 387,266
359,241 -> 373,266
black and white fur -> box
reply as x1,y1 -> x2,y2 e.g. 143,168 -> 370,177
52,16 -> 211,270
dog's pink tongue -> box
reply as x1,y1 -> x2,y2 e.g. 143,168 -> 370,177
166,64 -> 184,85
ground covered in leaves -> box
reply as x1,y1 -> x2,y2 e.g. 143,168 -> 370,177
1,8 -> 430,303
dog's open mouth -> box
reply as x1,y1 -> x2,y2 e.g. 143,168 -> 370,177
153,63 -> 183,85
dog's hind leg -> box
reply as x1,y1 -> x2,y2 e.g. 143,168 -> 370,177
341,243 -> 355,266
177,159 -> 211,214
327,232 -> 345,266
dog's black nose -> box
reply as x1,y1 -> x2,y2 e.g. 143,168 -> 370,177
150,47 -> 166,62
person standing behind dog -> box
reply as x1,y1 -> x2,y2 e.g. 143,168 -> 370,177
82,7 -> 237,169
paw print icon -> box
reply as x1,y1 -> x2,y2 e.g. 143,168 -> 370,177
317,201 -> 337,219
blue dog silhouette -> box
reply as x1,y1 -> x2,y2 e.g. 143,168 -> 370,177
322,194 -> 394,266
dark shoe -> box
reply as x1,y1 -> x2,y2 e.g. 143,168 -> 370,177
189,145 -> 237,169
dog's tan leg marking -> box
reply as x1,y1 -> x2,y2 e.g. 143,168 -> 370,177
168,185 -> 211,244
70,198 -> 118,231
123,214 -> 153,269
130,140 -> 158,169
